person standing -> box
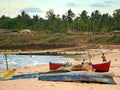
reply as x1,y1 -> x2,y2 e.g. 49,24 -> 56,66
102,53 -> 107,62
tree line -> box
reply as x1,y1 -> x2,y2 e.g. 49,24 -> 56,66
0,9 -> 120,33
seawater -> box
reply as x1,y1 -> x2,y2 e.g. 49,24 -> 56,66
0,54 -> 74,69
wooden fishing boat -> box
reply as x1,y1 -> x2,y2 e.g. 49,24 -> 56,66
10,70 -> 70,80
38,71 -> 116,84
49,61 -> 111,72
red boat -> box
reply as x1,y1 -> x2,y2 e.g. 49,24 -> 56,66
49,61 -> 111,72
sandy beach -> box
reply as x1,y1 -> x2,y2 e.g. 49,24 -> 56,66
0,49 -> 120,90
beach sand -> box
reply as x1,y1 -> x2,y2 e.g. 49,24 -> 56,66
0,49 -> 120,90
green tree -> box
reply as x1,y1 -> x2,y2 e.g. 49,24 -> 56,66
100,13 -> 113,32
32,15 -> 41,31
46,9 -> 62,33
113,9 -> 120,29
80,10 -> 88,22
91,10 -> 102,32
66,9 -> 75,29
0,15 -> 10,29
79,10 -> 89,32
15,11 -> 31,30
61,14 -> 68,32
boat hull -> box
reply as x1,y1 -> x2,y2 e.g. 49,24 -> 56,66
38,71 -> 116,84
49,61 -> 111,72
10,73 -> 38,80
92,61 -> 110,72
10,70 -> 70,80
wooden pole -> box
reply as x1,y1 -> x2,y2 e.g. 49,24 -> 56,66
30,50 -> 32,57
5,54 -> 9,71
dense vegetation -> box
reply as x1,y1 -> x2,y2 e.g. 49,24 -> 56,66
0,9 -> 120,50
0,9 -> 120,33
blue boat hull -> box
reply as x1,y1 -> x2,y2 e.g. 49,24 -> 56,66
38,71 -> 116,84
10,73 -> 38,80
10,70 -> 70,80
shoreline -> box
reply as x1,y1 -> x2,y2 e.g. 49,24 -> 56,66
0,44 -> 120,55
0,48 -> 120,90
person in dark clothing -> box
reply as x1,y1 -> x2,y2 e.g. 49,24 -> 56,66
102,53 -> 107,62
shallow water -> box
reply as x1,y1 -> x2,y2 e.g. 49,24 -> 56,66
0,54 -> 74,69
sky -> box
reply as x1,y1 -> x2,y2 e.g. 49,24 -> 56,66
0,0 -> 120,18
